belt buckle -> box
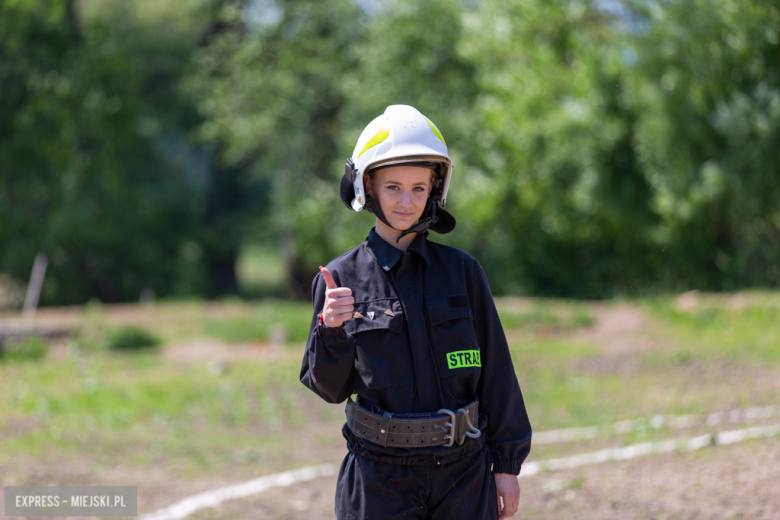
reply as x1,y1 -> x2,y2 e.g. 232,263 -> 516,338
457,408 -> 482,440
437,409 -> 457,447
437,407 -> 482,448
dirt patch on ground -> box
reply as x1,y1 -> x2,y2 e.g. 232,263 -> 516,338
188,469 -> 339,520
517,437 -> 780,520
0,413 -> 40,442
502,301 -> 666,359
160,338 -> 272,363
0,425 -> 349,519
0,453 -> 240,519
571,302 -> 664,356
674,290 -> 780,313
23,301 -> 254,328
195,438 -> 780,520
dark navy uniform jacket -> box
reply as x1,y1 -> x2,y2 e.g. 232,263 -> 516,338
300,227 -> 532,475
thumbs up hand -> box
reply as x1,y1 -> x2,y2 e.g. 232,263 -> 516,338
319,266 -> 354,328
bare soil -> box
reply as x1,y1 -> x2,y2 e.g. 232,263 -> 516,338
190,437 -> 780,520
570,302 -> 663,356
518,437 -> 780,520
160,338 -> 272,363
0,452 -> 240,520
0,427 -> 349,519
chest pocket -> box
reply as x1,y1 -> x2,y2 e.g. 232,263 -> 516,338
424,287 -> 480,379
343,298 -> 412,388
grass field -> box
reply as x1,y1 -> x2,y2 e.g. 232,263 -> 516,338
1,291 -> 779,519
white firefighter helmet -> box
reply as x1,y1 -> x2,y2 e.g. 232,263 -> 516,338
341,105 -> 453,212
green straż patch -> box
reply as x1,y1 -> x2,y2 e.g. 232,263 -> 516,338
447,350 -> 481,369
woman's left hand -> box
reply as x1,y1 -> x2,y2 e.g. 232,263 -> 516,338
494,473 -> 520,519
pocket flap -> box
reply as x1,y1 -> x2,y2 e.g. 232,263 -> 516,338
343,299 -> 403,335
425,287 -> 473,326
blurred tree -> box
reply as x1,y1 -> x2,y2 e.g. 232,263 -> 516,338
0,0 -> 211,303
185,0 -> 365,297
447,0 -> 660,297
2,0 -> 779,304
624,0 -> 780,290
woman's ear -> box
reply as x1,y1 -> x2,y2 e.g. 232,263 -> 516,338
364,174 -> 373,196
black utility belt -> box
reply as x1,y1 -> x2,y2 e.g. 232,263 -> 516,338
345,397 -> 481,448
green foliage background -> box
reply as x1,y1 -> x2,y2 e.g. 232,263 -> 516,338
2,0 -> 779,303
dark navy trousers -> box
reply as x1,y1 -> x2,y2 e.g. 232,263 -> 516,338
335,441 -> 499,520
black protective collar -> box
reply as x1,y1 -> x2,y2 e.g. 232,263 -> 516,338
366,227 -> 430,271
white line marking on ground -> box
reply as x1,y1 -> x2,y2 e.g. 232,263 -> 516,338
140,464 -> 335,520
141,422 -> 780,520
534,405 -> 778,444
520,423 -> 780,478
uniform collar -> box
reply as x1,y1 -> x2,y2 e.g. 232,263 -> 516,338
366,227 -> 430,271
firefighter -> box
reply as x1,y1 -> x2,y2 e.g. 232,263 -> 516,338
300,105 -> 532,519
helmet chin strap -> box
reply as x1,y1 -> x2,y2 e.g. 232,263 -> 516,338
366,194 -> 440,244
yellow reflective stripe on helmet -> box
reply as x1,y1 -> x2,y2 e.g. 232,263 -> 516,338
426,118 -> 446,144
357,117 -> 391,158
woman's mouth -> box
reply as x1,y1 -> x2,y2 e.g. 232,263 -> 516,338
394,211 -> 414,218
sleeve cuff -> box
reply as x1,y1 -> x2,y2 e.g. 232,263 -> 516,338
492,459 -> 524,476
317,318 -> 348,340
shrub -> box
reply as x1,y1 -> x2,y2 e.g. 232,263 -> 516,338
1,335 -> 48,361
106,326 -> 160,351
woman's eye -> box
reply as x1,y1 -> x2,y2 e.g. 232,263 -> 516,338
384,186 -> 426,192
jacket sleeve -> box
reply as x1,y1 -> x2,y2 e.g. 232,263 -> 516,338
472,258 -> 532,475
299,270 -> 356,404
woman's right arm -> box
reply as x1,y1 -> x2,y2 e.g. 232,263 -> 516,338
299,268 -> 356,404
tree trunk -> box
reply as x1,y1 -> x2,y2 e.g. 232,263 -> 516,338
203,148 -> 242,298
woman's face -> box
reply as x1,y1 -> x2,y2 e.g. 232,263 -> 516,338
366,165 -> 434,231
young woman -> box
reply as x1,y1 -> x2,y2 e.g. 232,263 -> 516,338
300,105 -> 532,520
